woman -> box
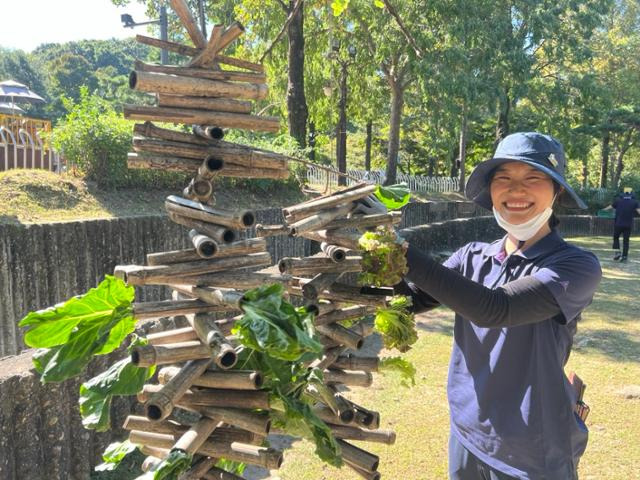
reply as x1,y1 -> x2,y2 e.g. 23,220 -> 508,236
370,132 -> 601,479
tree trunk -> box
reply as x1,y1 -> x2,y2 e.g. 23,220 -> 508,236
336,62 -> 348,186
308,120 -> 316,161
494,88 -> 510,147
384,81 -> 404,185
582,157 -> 589,189
458,105 -> 468,193
287,0 -> 308,148
612,130 -> 633,188
450,142 -> 460,178
427,156 -> 435,177
599,130 -> 610,188
365,120 -> 372,172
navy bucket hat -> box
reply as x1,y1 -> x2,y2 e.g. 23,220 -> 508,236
465,132 -> 587,210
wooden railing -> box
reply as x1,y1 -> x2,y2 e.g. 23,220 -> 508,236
0,114 -> 60,172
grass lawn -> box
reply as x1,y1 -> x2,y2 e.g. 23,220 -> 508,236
264,235 -> 640,480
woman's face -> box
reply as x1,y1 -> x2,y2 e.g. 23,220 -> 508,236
490,162 -> 556,225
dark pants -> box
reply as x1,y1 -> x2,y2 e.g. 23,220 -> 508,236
448,434 -> 518,480
613,225 -> 632,257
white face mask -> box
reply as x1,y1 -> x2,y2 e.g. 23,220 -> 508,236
492,196 -> 556,241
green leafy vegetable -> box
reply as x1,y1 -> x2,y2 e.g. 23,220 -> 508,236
374,295 -> 418,352
379,357 -> 417,387
358,226 -> 408,287
374,183 -> 410,210
233,284 -> 323,361
151,450 -> 193,480
79,335 -> 155,431
215,459 -> 246,475
19,276 -> 136,383
94,440 -> 138,472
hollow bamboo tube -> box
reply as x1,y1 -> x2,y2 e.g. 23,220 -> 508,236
189,230 -> 219,258
352,405 -> 380,430
284,184 -> 376,219
308,346 -> 345,370
158,93 -> 253,113
144,358 -> 213,421
134,121 -> 212,145
337,439 -> 380,472
129,70 -> 268,100
140,384 -> 269,410
320,283 -> 389,307
323,369 -> 373,388
129,430 -> 282,469
315,301 -> 342,316
316,323 -> 364,350
169,0 -> 207,48
288,202 -> 355,236
140,445 -> 170,460
171,285 -> 245,310
328,423 -> 396,445
178,271 -> 292,290
188,23 -> 224,67
133,298 -> 228,320
301,229 -> 362,251
160,366 -> 263,390
255,223 -> 289,237
278,256 -> 362,276
213,316 -> 238,336
196,406 -> 270,436
193,125 -> 225,141
114,253 -> 270,286
147,326 -> 199,345
332,354 -> 380,372
166,195 -> 256,229
203,467 -> 245,480
302,272 -> 342,300
312,403 -> 354,426
168,212 -> 236,244
187,313 -> 238,369
349,320 -> 375,339
182,457 -> 218,480
183,177 -> 214,203
174,417 -> 220,454
127,151 -> 202,173
307,386 -> 354,423
320,242 -> 348,263
323,211 -> 403,231
131,341 -> 212,368
314,305 -> 375,327
345,461 -> 381,480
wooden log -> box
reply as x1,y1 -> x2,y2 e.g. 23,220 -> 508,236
215,21 -> 245,54
314,305 -> 375,327
211,164 -> 290,179
323,369 -> 373,388
134,121 -> 209,145
288,203 -> 355,236
187,312 -> 238,369
174,417 -> 220,454
168,212 -> 236,244
140,384 -> 269,410
255,223 -> 289,237
159,366 -> 263,390
158,93 -> 253,113
127,151 -> 201,173
129,71 -> 268,100
302,272 -> 342,300
320,242 -> 349,263
169,0 -> 207,48
316,323 -> 364,350
171,285 -> 245,310
195,406 -> 270,436
193,125 -> 225,140
131,342 -> 212,368
323,211 -> 403,231
124,104 -> 279,132
328,423 -> 396,445
132,298 -> 229,320
147,238 -> 266,265
166,195 -> 256,229
178,270 -> 292,289
332,354 -> 380,372
183,177 -> 214,203
278,256 -> 362,275
128,430 -> 282,469
189,230 -> 219,258
137,61 -> 266,85
147,326 -> 199,345
215,54 -> 264,73
308,346 -> 345,370
345,461 -> 381,480
189,23 -> 224,67
283,184 -> 376,219
300,229 -> 362,251
319,283 -> 390,307
114,253 -> 271,286
338,439 -> 379,472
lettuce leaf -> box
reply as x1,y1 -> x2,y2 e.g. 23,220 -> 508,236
374,183 -> 410,210
94,440 -> 138,472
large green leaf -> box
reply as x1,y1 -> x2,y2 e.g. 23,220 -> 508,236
79,336 -> 155,431
151,450 -> 193,480
374,183 -> 410,210
94,440 -> 138,472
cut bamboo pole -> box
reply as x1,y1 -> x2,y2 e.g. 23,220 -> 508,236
158,94 -> 253,113
328,424 -> 396,445
308,346 -> 345,370
138,61 -> 266,86
316,323 -> 364,350
132,298 -> 230,320
283,184 -> 376,219
174,417 -> 220,454
189,230 -> 219,258
141,455 -> 164,472
166,195 -> 256,229
127,152 -> 201,173
159,366 -> 263,390
215,54 -> 264,72
187,312 -> 237,369
182,457 -> 218,480
345,461 -> 381,480
168,212 -> 236,244
140,445 -> 169,459
332,354 -> 380,372
129,71 -> 268,100
319,283 -> 389,307
302,272 -> 342,300
323,369 -> 373,388
134,121 -> 212,145
178,271 -> 292,289
114,253 -> 270,286
124,105 -> 279,132
196,406 -> 271,436
349,320 -> 375,339
278,256 -> 362,276
314,305 -> 375,327
320,242 -> 349,263
255,223 -> 289,237
147,326 -> 199,345
169,0 -> 207,48
140,384 -> 269,410
188,24 -> 224,67
337,439 -> 379,472
300,229 -> 362,251
323,211 -> 403,231
131,341 -> 212,368
312,403 -> 354,426
215,21 -> 245,54
183,177 -> 214,203
348,400 -> 381,430
306,386 -> 354,424
171,285 -> 245,310
288,202 -> 355,236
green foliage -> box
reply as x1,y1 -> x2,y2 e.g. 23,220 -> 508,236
149,450 -> 193,480
374,183 -> 410,209
379,356 -> 417,387
358,226 -> 408,287
374,295 -> 418,352
214,459 -> 246,475
95,440 -> 138,472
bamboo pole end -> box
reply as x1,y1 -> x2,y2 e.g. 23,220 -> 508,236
145,392 -> 174,422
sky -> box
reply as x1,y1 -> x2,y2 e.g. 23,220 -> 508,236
0,0 -> 152,52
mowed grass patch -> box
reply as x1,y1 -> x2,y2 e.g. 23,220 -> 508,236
272,236 -> 639,480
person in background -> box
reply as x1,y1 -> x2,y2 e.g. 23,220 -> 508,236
603,187 -> 640,262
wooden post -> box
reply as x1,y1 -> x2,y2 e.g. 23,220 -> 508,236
169,0 -> 207,48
